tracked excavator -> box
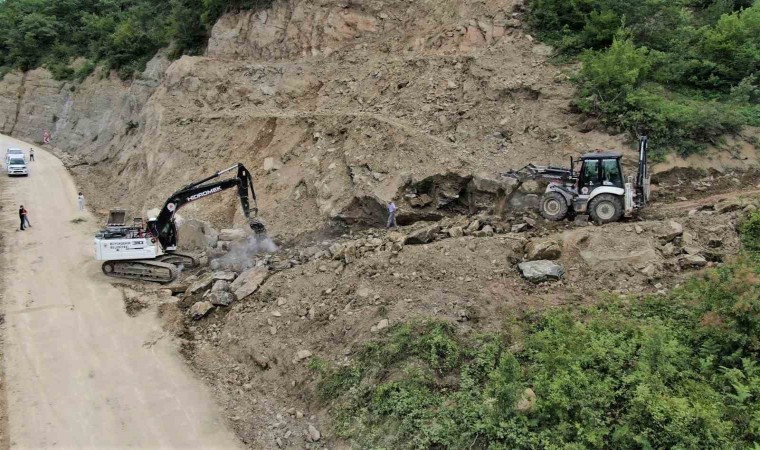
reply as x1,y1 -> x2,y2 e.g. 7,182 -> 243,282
94,164 -> 266,283
502,136 -> 651,224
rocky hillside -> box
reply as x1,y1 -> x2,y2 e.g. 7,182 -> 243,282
1,1 -> 758,448
1,0 -> 756,243
0,0 -> 634,240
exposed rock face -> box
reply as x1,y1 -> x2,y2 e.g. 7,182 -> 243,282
0,55 -> 168,154
207,5 -> 380,60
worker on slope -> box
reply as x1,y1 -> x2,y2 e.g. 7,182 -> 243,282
386,201 -> 398,229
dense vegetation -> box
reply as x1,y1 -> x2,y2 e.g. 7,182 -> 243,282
528,0 -> 760,156
0,0 -> 271,79
312,213 -> 760,450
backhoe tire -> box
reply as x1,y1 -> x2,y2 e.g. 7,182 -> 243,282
540,192 -> 569,221
589,194 -> 623,224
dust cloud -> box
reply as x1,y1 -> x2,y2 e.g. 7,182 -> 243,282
212,235 -> 278,271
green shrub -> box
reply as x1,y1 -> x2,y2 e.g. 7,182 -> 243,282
0,0 -> 272,79
742,212 -> 760,254
74,60 -> 96,82
314,260 -> 760,449
530,0 -> 759,155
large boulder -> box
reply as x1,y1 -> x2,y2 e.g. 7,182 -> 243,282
219,228 -> 249,242
208,291 -> 236,307
263,157 -> 283,173
565,226 -> 661,272
230,267 -> 269,300
473,225 -> 494,238
189,301 -> 214,320
186,272 -> 215,295
525,238 -> 561,261
447,226 -> 464,238
329,242 -> 346,260
177,219 -> 209,252
655,221 -> 683,243
211,280 -> 230,292
470,172 -> 517,194
680,254 -> 708,268
516,388 -> 537,412
518,260 -> 565,283
213,271 -> 237,281
404,225 -> 441,245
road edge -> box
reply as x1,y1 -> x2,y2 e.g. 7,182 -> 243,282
0,168 -> 12,450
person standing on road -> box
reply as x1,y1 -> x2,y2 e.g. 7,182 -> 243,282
29,148 -> 34,161
23,206 -> 31,228
386,201 -> 398,229
19,205 -> 26,231
77,192 -> 85,211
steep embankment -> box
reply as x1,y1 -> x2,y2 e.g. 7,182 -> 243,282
0,0 -> 621,241
0,0 -> 756,243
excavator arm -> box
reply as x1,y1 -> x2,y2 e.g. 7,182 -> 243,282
501,163 -> 576,186
149,164 -> 265,251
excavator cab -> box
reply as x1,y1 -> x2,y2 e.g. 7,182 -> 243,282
147,218 -> 178,251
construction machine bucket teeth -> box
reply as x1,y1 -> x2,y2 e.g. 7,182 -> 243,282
249,219 -> 267,236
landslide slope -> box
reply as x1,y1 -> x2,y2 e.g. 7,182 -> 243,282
0,0 -> 629,241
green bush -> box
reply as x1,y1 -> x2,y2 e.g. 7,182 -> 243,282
74,60 -> 96,82
530,0 -> 759,155
314,260 -> 760,449
0,0 -> 272,80
742,212 -> 760,254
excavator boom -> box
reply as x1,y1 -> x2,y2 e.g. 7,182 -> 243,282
150,164 -> 265,251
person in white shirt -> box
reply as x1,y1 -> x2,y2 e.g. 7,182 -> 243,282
77,192 -> 85,211
386,201 -> 398,229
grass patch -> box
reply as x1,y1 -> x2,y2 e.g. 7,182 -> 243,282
70,217 -> 86,224
314,255 -> 760,449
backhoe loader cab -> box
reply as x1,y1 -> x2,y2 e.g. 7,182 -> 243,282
505,136 -> 651,224
548,152 -> 628,223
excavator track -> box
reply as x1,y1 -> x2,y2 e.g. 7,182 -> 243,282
157,253 -> 197,268
101,259 -> 179,284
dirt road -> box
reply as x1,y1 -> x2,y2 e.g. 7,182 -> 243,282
0,135 -> 241,449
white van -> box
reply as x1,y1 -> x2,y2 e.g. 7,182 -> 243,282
7,157 -> 28,176
5,148 -> 25,166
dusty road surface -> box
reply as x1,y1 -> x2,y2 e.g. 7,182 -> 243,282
0,134 -> 242,449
